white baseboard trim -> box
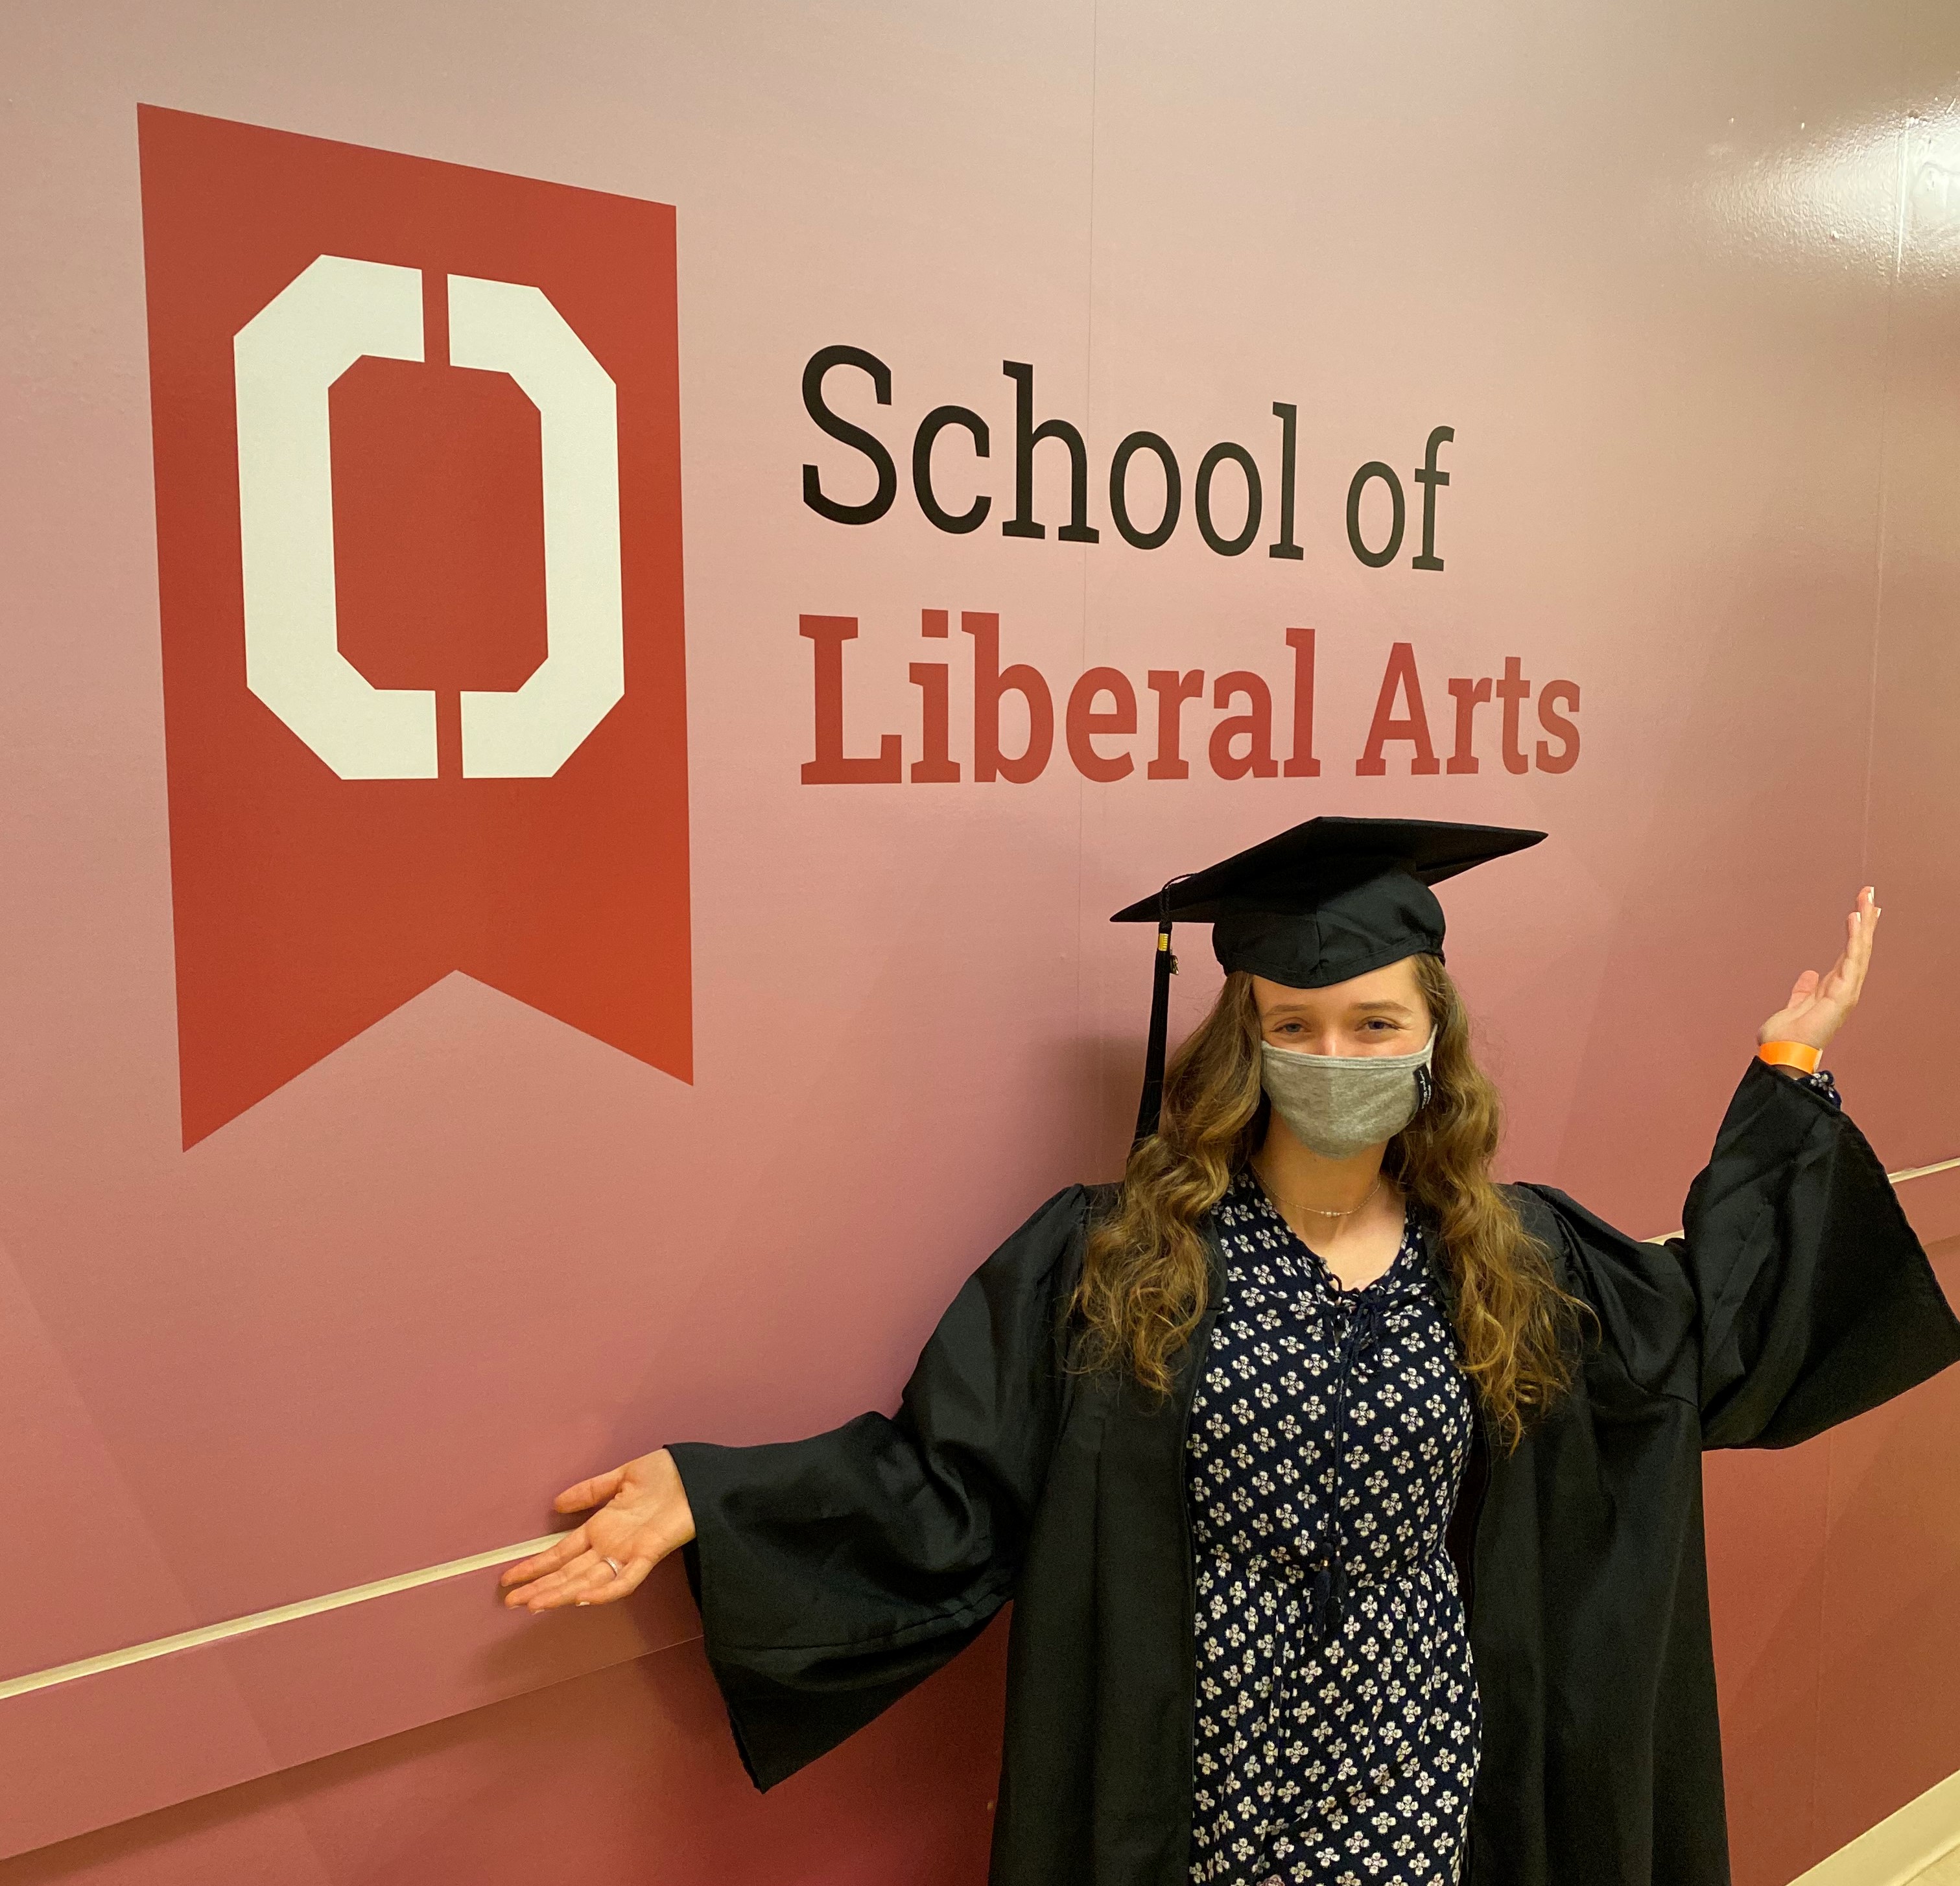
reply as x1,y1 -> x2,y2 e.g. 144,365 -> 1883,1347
1791,1769 -> 1960,1885
1,1153 -> 1955,1714
0,1532 -> 561,1703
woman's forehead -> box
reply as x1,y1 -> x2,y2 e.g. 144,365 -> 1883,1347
1251,961 -> 1426,1010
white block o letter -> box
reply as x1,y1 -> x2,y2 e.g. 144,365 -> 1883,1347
447,274 -> 624,779
235,255 -> 436,779
232,257 -> 626,781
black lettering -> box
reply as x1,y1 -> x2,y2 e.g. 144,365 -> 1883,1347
912,405 -> 992,534
1412,425 -> 1453,571
1268,403 -> 1303,560
1345,461 -> 1405,568
1000,362 -> 1098,542
801,345 -> 897,525
1110,431 -> 1181,550
1194,442 -> 1262,556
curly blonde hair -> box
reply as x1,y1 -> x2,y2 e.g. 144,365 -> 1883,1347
1070,955 -> 1584,1450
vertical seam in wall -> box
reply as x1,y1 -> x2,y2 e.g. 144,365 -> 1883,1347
1839,76 -> 1913,1842
1809,1425 -> 1836,1863
1857,85 -> 1912,883
1080,0 -> 1100,1120
1822,58 -> 1915,1856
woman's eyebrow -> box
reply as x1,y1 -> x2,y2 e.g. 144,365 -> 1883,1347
1349,999 -> 1415,1016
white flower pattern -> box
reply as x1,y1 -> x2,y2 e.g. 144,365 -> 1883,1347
1186,1173 -> 1480,1886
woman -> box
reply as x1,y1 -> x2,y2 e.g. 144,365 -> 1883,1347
500,816 -> 1959,1886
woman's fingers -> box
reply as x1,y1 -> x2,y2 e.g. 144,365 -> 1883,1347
1819,891 -> 1877,1008
1844,888 -> 1879,989
569,1554 -> 657,1607
502,1454 -> 689,1610
554,1465 -> 626,1514
1760,889 -> 1881,1054
509,1546 -> 657,1611
499,1524 -> 589,1591
507,1548 -> 609,1610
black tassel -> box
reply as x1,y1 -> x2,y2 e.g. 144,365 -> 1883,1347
1131,873 -> 1198,1144
1132,906 -> 1178,1144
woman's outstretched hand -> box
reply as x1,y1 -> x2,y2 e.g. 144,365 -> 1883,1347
1757,886 -> 1880,1058
499,1446 -> 696,1612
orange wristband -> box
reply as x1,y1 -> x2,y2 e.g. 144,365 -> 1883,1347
1758,1040 -> 1821,1076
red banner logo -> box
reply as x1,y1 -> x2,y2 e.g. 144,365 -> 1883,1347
139,107 -> 690,1146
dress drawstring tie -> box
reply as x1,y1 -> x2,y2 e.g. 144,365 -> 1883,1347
1305,1291 -> 1388,1644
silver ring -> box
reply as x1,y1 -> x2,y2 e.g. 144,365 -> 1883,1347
602,1557 -> 622,1578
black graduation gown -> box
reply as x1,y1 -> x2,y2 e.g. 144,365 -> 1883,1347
668,1061 -> 1960,1886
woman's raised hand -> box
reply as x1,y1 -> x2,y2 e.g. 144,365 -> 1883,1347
1757,886 -> 1881,1056
499,1446 -> 696,1612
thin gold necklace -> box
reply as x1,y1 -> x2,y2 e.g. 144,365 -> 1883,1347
1255,1165 -> 1382,1220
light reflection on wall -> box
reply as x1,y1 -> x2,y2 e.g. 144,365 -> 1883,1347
1681,102 -> 1960,280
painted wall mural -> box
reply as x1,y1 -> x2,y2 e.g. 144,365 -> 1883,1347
0,5 -> 1957,1883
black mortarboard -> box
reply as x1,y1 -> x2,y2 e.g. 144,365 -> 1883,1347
1111,816 -> 1545,1139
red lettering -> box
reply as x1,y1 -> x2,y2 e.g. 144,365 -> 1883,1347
1495,655 -> 1531,775
1209,671 -> 1277,780
965,611 -> 1054,784
908,607 -> 959,781
1445,676 -> 1491,775
1355,641 -> 1440,776
1065,667 -> 1137,781
909,665 -> 958,781
1282,626 -> 1319,778
800,614 -> 901,784
1146,668 -> 1205,779
1535,679 -> 1581,773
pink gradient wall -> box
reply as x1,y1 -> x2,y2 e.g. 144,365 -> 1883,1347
1,4 -> 1957,1883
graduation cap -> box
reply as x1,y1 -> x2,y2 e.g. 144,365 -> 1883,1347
1111,816 -> 1546,1140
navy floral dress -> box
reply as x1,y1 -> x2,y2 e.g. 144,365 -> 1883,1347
1186,1172 -> 1480,1885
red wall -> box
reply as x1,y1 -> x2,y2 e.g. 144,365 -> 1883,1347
2,2 -> 1958,1881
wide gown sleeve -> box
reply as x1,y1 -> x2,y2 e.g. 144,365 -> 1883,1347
1528,1059 -> 1960,1450
1681,1059 -> 1960,1446
665,1184 -> 1092,1789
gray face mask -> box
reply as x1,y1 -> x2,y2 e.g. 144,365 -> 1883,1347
1259,1031 -> 1436,1160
